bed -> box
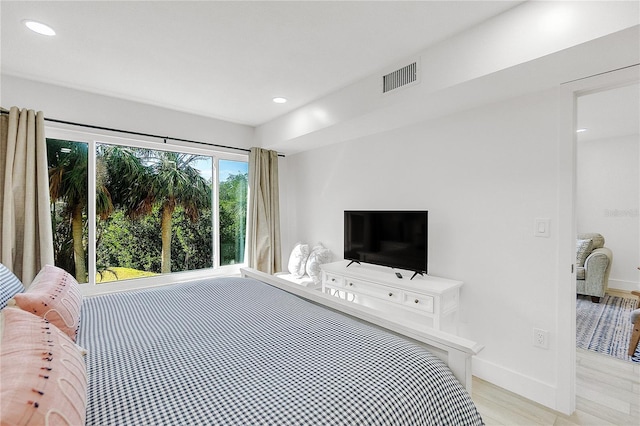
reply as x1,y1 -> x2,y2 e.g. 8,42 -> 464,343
0,263 -> 483,425
75,273 -> 483,425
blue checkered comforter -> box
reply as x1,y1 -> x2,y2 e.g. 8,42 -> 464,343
78,277 -> 483,425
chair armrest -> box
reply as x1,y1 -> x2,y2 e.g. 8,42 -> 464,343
583,248 -> 612,295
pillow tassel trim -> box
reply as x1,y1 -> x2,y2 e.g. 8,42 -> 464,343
1,308 -> 87,426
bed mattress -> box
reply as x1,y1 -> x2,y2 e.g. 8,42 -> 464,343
78,277 -> 483,425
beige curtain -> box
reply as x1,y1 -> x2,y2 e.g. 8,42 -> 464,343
0,106 -> 54,285
247,147 -> 281,274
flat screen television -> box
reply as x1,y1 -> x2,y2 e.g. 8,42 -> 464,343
344,210 -> 428,279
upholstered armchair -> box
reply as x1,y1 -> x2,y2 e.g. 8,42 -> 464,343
576,233 -> 612,303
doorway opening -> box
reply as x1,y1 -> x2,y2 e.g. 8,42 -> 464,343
575,82 -> 639,362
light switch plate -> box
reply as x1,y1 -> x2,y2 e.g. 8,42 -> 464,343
534,218 -> 550,237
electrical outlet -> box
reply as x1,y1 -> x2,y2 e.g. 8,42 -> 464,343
533,328 -> 549,349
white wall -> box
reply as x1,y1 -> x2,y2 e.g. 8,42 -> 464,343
280,88 -> 566,408
1,75 -> 254,150
577,134 -> 640,291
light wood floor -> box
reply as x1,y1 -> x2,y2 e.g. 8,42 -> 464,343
473,349 -> 639,425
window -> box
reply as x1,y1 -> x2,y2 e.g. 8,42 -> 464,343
219,160 -> 248,266
46,132 -> 248,289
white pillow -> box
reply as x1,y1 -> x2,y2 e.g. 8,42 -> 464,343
306,244 -> 332,284
287,243 -> 310,278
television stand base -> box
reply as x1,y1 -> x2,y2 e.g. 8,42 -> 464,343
346,260 -> 361,268
410,271 -> 424,280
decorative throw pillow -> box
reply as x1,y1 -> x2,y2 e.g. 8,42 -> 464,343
287,243 -> 310,278
0,307 -> 87,426
306,244 -> 332,284
0,263 -> 24,310
576,238 -> 593,267
9,265 -> 82,341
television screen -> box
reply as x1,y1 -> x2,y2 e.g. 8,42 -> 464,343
344,210 -> 428,275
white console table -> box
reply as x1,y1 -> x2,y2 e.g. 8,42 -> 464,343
320,261 -> 462,333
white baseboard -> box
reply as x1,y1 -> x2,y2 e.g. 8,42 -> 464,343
473,357 -> 558,410
608,278 -> 640,292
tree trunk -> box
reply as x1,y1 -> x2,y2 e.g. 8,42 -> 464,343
160,204 -> 174,274
71,203 -> 87,283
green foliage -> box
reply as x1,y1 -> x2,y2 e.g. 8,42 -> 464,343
171,207 -> 213,270
219,172 -> 247,265
97,205 -> 214,273
97,209 -> 162,272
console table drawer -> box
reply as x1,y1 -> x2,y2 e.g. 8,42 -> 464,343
345,278 -> 401,302
402,291 -> 434,313
324,273 -> 344,288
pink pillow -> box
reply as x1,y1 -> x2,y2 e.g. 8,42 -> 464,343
9,265 -> 82,341
0,307 -> 87,426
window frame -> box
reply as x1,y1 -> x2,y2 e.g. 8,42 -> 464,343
45,126 -> 249,296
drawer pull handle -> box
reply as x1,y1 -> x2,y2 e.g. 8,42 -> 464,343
414,299 -> 419,304
349,282 -> 353,286
388,292 -> 393,297
331,278 -> 336,282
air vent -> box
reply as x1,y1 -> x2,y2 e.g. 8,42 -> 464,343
382,62 -> 417,93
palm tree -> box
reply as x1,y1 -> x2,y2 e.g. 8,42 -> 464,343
95,144 -> 147,279
102,147 -> 211,274
48,140 -> 116,283
48,140 -> 89,282
145,151 -> 211,273
96,144 -> 146,220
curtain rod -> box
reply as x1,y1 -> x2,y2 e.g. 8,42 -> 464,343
0,110 -> 285,158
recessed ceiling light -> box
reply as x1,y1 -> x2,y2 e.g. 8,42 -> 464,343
23,20 -> 56,36
576,128 -> 587,133
272,97 -> 287,104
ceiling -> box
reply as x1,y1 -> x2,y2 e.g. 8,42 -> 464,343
0,0 -> 524,127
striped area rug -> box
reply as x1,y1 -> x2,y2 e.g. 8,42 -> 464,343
576,294 -> 639,362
